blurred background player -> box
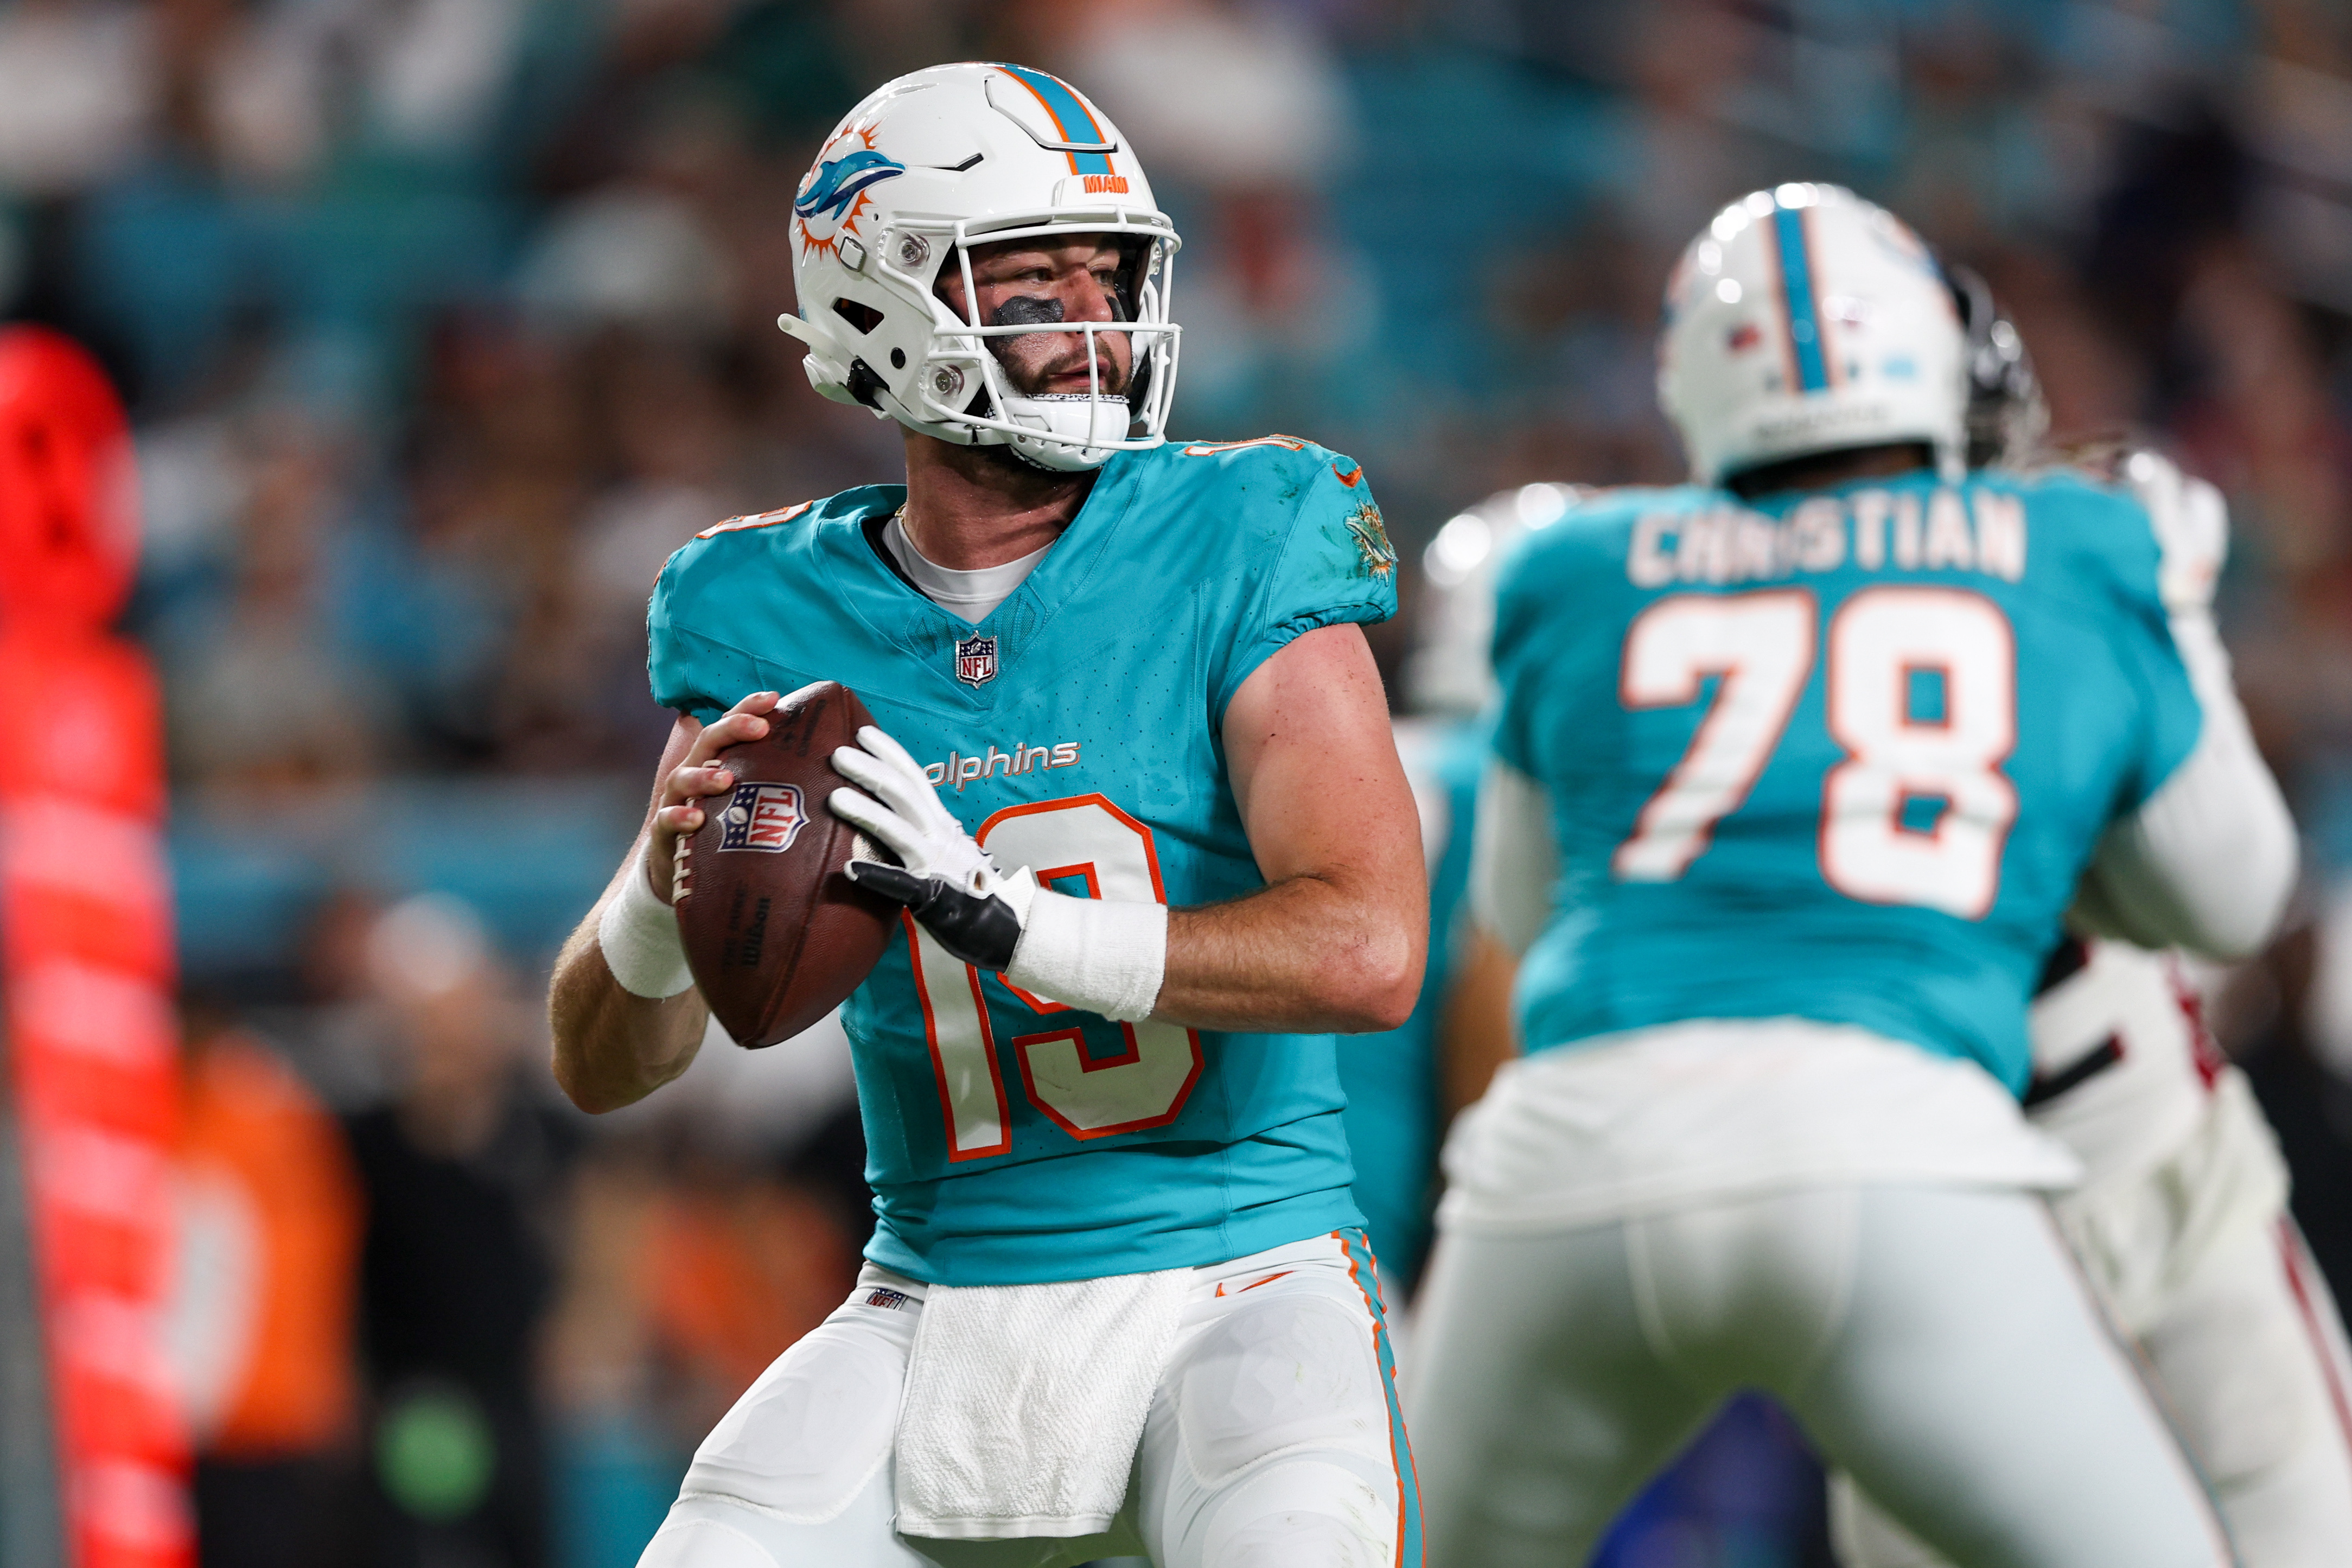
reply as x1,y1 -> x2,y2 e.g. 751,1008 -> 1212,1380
353,893 -> 579,1568
1404,182 -> 2298,1567
547,63 -> 1429,1568
1828,283 -> 2352,1567
1336,481 -> 1579,1305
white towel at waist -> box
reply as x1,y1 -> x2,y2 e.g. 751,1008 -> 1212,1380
894,1264 -> 1189,1541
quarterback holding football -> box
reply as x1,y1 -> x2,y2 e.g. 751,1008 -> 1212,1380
549,62 -> 1428,1568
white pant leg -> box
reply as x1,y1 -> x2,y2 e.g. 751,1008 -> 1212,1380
1782,1185 -> 2235,1568
1137,1233 -> 1416,1568
1404,1219 -> 1729,1567
1828,1477 -> 1947,1568
1837,1086 -> 2352,1568
2130,1215 -> 2352,1568
636,1276 -> 933,1568
1411,1184 -> 2237,1568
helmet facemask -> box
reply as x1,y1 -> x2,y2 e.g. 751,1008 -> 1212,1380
1945,262 -> 2049,471
920,224 -> 1181,471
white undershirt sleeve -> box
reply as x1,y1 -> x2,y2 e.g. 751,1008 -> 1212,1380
1470,759 -> 1559,958
2076,609 -> 2298,960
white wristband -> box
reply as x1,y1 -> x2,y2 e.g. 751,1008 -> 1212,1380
1004,889 -> 1168,1023
597,848 -> 696,999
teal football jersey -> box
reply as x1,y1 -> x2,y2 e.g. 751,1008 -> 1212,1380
1493,468 -> 2203,1093
649,435 -> 1399,1285
1338,714 -> 1486,1293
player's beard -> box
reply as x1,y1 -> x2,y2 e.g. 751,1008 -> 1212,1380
985,295 -> 1134,401
991,335 -> 1133,401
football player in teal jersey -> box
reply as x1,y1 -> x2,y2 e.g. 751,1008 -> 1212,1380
547,65 -> 1427,1568
1405,184 -> 2298,1567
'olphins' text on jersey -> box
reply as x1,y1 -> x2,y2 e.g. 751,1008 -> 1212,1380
1491,469 -> 2204,1093
648,437 -> 1397,1286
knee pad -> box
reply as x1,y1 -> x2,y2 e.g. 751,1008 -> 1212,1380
1176,1295 -> 1389,1487
1199,1459 -> 1394,1568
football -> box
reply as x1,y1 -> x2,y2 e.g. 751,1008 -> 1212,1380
673,681 -> 899,1047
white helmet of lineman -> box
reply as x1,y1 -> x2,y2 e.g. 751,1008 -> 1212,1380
775,62 -> 1181,472
1659,183 -> 1967,488
1406,482 -> 1588,713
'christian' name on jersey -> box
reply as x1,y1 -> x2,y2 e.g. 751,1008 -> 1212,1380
1625,485 -> 2025,589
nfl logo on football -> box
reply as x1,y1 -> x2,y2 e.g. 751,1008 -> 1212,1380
718,782 -> 807,853
956,634 -> 998,687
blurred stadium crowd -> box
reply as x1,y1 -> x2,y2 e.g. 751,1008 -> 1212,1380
6,0 -> 2352,1563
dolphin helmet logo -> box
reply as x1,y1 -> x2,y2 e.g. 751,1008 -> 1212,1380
795,148 -> 907,223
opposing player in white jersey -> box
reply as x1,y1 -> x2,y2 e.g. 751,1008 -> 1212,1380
1831,283 -> 2352,1568
1403,184 -> 2300,1567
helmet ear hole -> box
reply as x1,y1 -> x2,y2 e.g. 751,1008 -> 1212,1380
833,298 -> 884,335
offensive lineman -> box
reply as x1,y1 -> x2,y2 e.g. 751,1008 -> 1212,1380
1404,183 -> 2298,1566
547,65 -> 1426,1568
1831,310 -> 2352,1566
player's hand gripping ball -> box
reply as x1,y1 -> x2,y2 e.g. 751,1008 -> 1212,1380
826,726 -> 1037,971
672,682 -> 900,1047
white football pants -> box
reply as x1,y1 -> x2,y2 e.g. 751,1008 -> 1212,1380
635,1231 -> 1418,1568
1405,1183 -> 2237,1568
1834,1088 -> 2352,1568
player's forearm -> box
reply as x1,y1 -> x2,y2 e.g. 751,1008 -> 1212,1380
1153,872 -> 1423,1034
547,919 -> 707,1113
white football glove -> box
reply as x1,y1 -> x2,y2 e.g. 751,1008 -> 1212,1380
2121,449 -> 2228,614
827,725 -> 1038,971
826,724 -> 1167,1021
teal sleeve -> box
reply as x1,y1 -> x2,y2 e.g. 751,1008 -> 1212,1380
647,553 -> 795,724
1213,456 -> 1400,723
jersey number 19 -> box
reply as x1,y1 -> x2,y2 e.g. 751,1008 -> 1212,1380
1612,584 -> 2018,918
903,794 -> 1204,1160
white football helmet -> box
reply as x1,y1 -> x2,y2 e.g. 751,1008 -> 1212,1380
1659,183 -> 1967,487
775,62 -> 1182,472
1406,482 -> 1585,714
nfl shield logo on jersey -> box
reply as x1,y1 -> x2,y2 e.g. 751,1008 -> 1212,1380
956,634 -> 998,686
718,782 -> 807,853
